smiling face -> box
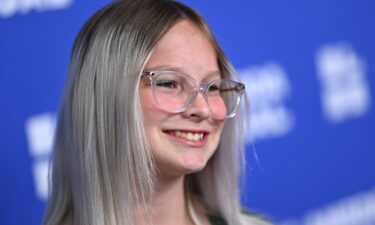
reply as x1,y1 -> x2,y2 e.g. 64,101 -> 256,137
139,19 -> 225,177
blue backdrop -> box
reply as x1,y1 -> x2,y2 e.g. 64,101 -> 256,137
1,0 -> 374,224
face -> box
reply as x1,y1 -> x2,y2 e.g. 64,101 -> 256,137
139,19 -> 225,177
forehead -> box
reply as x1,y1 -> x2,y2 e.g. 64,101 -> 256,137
144,19 -> 220,80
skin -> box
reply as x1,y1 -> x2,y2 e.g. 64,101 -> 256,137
138,19 -> 226,225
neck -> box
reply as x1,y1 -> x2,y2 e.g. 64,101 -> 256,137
152,175 -> 194,225
136,174 -> 210,225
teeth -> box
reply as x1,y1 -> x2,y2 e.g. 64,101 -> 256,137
173,131 -> 204,141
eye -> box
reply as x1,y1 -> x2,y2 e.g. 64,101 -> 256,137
208,84 -> 220,92
155,79 -> 178,89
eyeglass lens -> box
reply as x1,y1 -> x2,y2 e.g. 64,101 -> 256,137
152,73 -> 241,118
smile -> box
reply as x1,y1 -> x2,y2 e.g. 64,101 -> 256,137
172,131 -> 204,141
162,129 -> 209,147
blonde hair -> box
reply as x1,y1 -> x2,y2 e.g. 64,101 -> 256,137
43,1 -> 247,225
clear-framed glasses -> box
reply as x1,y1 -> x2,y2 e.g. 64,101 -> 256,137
141,71 -> 245,119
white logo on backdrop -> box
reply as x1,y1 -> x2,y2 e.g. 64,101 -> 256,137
25,113 -> 56,200
238,62 -> 295,142
0,0 -> 73,18
316,42 -> 371,123
279,186 -> 375,225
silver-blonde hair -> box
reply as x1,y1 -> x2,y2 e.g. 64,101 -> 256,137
43,1 -> 247,225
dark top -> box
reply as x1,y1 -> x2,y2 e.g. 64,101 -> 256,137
208,209 -> 270,225
209,214 -> 227,225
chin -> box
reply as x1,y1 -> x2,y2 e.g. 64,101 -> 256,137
155,146 -> 216,177
179,156 -> 210,174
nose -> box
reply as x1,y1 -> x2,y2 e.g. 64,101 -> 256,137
181,91 -> 210,120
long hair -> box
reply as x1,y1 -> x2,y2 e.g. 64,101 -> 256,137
43,1 -> 246,225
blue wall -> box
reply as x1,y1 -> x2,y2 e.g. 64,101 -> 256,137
1,1 -> 374,224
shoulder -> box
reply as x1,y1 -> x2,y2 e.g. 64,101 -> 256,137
239,209 -> 274,225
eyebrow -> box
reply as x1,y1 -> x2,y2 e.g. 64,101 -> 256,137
144,65 -> 186,73
144,64 -> 222,79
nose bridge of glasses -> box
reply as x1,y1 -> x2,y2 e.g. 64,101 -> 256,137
186,83 -> 210,108
198,83 -> 210,94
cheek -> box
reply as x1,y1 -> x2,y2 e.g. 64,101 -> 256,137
213,119 -> 226,146
140,90 -> 159,127
140,91 -> 154,112
139,90 -> 171,137
208,97 -> 227,118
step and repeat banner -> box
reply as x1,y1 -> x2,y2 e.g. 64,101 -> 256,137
0,0 -> 374,224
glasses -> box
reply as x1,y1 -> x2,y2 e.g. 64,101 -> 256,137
141,71 -> 245,119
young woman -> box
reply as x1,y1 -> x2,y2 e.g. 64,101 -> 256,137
43,1 -> 270,225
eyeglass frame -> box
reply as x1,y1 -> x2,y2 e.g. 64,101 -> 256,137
141,71 -> 245,119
